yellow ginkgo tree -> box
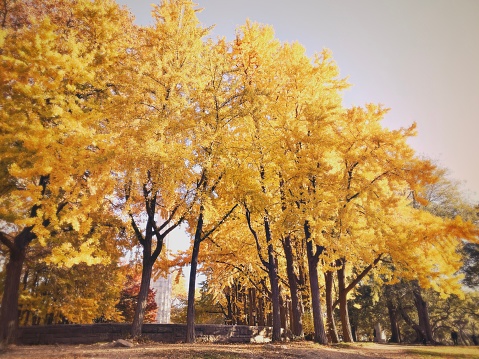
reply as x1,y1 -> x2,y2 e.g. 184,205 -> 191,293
0,0 -> 134,345
181,34 -> 247,342
108,0 -> 212,339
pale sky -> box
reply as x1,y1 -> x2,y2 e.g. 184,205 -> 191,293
116,0 -> 479,203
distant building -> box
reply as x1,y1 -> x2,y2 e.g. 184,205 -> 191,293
151,273 -> 173,323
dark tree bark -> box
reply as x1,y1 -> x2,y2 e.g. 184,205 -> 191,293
396,286 -> 431,345
232,284 -> 239,324
224,287 -> 233,324
387,300 -> 400,343
0,231 -> 31,347
265,218 -> 282,342
351,324 -> 358,342
186,203 -> 238,343
412,285 -> 436,344
337,259 -> 354,342
267,312 -> 273,327
279,294 -> 287,331
0,176 -> 50,347
331,254 -> 382,343
398,303 -> 426,343
282,235 -> 304,338
242,286 -> 247,325
304,220 -> 328,344
245,205 -> 281,342
130,205 -> 162,338
258,295 -> 265,327
324,270 -> 339,343
186,212 -> 203,343
130,252 -> 155,337
248,288 -> 256,326
385,286 -> 400,343
130,179 -> 183,338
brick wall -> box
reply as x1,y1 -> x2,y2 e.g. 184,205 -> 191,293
16,323 -> 274,345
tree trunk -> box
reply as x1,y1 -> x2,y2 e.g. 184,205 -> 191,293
413,285 -> 435,344
0,245 -> 26,347
337,260 -> 354,342
186,212 -> 204,343
282,235 -> 304,338
248,288 -> 256,326
131,255 -> 153,338
298,253 -> 310,319
129,189 -> 168,339
267,312 -> 273,327
279,294 -> 287,331
224,287 -> 233,324
351,324 -> 357,342
186,239 -> 200,342
398,302 -> 426,343
130,201 -> 160,339
232,284 -> 239,325
258,295 -> 265,327
325,270 -> 340,343
242,287 -> 247,325
385,286 -> 400,343
244,203 -> 279,338
267,240 -> 282,342
305,221 -> 328,344
0,226 -> 35,348
0,178 -> 50,347
386,299 -> 400,343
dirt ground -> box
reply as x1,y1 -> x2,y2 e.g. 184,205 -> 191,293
0,341 -> 455,359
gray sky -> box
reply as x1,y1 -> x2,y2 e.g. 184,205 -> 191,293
116,0 -> 479,203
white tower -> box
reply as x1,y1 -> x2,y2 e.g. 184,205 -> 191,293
151,273 -> 173,323
150,231 -> 173,324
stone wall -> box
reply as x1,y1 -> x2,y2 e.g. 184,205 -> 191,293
16,323 -> 274,345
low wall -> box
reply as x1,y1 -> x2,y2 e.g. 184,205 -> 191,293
16,323 -> 274,345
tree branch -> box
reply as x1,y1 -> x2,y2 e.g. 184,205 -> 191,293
245,205 -> 268,268
332,254 -> 382,309
344,254 -> 382,293
0,231 -> 15,252
129,213 -> 145,247
201,203 -> 238,242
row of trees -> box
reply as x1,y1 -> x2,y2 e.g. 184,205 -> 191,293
1,0 -> 477,347
190,172 -> 479,343
173,272 -> 479,345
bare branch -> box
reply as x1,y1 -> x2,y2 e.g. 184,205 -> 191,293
129,213 -> 145,247
245,204 -> 268,268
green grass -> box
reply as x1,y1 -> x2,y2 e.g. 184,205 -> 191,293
328,342 -> 479,359
404,346 -> 479,359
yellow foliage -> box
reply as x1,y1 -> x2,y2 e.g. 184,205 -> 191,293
1,0 -> 477,329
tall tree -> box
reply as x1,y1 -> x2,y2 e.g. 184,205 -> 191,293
225,21 -> 286,343
113,0 -> 210,338
392,169 -> 479,343
273,47 -> 348,344
320,103 -> 441,342
182,34 -> 244,343
0,0 -> 133,345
